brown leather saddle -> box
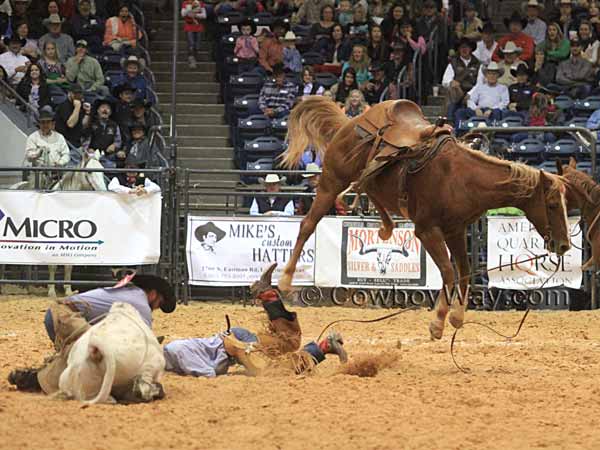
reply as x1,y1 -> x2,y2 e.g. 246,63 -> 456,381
353,100 -> 453,188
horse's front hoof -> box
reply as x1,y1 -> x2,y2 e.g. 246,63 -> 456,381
429,320 -> 444,340
47,288 -> 57,298
448,313 -> 464,330
64,288 -> 75,297
278,275 -> 292,293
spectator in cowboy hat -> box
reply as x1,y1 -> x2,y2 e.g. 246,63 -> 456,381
363,63 -> 388,105
282,31 -> 302,73
126,97 -> 159,138
507,63 -> 535,116
538,22 -> 571,64
65,39 -> 109,96
8,272 -> 176,394
492,11 -> 535,64
82,97 -> 123,167
554,37 -> 595,99
0,35 -> 30,86
442,37 -> 480,123
455,62 -> 509,127
38,13 -> 75,63
490,40 -> 528,87
523,0 -> 547,45
112,55 -> 150,103
70,0 -> 105,55
124,122 -> 160,168
452,3 -> 483,43
108,159 -> 161,195
550,0 -> 579,38
473,22 -> 497,66
249,174 -> 295,216
25,106 -> 70,169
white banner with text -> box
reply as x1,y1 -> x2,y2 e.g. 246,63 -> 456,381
186,216 -> 315,286
487,216 -> 582,289
0,190 -> 161,265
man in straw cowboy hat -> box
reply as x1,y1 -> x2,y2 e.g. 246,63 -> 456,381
250,173 -> 295,216
455,61 -> 509,127
523,0 -> 547,45
8,272 -> 176,395
163,263 -> 348,378
282,30 -> 302,74
494,40 -> 528,86
115,55 -> 150,103
39,13 -> 75,64
296,162 -> 346,215
493,11 -> 534,63
442,36 -> 480,122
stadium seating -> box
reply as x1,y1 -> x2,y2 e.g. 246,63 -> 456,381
509,138 -> 545,164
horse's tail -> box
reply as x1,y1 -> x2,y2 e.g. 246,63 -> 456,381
280,96 -> 349,168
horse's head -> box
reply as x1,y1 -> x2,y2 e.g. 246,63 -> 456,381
556,157 -> 596,210
522,170 -> 571,256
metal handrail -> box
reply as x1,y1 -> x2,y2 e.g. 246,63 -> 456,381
170,0 -> 179,164
0,77 -> 40,128
0,166 -> 169,174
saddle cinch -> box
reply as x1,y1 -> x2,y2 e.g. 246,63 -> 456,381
354,100 -> 453,186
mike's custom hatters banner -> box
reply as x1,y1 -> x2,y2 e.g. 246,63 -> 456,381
186,216 -> 315,286
0,190 -> 161,265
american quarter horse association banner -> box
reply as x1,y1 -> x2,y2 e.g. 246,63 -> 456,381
487,216 -> 582,289
0,190 -> 161,265
186,216 -> 315,286
314,217 -> 443,289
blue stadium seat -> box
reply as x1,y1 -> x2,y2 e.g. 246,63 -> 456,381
99,50 -> 123,71
239,136 -> 285,168
554,95 -> 574,111
271,116 -> 288,140
252,12 -> 274,26
457,116 -> 489,132
579,142 -> 600,160
104,70 -> 123,90
301,52 -> 324,66
497,116 -> 524,128
243,157 -> 274,184
217,11 -> 246,26
50,91 -> 67,107
292,24 -> 312,37
233,94 -> 261,119
567,117 -> 589,128
219,33 -> 240,58
490,138 -> 511,155
572,96 -> 600,117
237,114 -> 271,143
546,138 -> 580,158
314,72 -> 338,89
226,72 -> 264,102
538,161 -> 558,173
285,72 -> 301,87
509,138 -> 545,164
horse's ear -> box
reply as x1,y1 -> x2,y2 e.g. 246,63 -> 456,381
556,158 -> 563,175
569,157 -> 577,169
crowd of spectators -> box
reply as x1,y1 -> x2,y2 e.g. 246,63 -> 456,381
0,0 -> 164,174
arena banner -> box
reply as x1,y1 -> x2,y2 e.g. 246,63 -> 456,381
314,217 -> 443,289
186,216 -> 315,286
0,190 -> 161,265
487,216 -> 582,289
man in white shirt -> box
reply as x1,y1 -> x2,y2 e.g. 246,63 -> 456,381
455,62 -> 509,127
249,174 -> 295,216
0,35 -> 30,86
25,106 -> 70,168
473,22 -> 497,66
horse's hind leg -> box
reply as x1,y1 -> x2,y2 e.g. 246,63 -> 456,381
64,265 -> 74,297
279,178 -> 348,293
48,265 -> 57,297
446,231 -> 471,330
415,226 -> 455,340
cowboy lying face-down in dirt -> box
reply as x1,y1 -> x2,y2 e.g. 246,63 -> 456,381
8,273 -> 176,402
163,263 -> 348,377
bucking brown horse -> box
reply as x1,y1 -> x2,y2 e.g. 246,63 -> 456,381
279,97 -> 572,340
558,157 -> 600,271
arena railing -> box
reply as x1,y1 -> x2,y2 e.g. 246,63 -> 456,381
0,77 -> 40,128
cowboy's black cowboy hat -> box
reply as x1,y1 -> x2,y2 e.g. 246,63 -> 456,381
194,222 -> 226,243
131,274 -> 176,313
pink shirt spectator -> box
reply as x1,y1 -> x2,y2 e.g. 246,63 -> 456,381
234,35 -> 259,59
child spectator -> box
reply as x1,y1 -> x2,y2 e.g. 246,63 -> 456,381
40,40 -> 70,89
234,20 -> 259,71
181,0 -> 207,69
282,31 -> 302,73
343,89 -> 369,117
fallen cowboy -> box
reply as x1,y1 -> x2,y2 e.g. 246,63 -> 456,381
163,263 -> 348,377
8,273 -> 176,403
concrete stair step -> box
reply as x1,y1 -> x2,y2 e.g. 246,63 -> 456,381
161,103 -> 224,114
178,157 -> 235,170
152,61 -> 217,72
158,92 -> 221,103
178,146 -> 233,158
175,124 -> 229,137
156,81 -> 220,93
152,51 -> 212,62
177,136 -> 230,147
165,114 -> 225,125
152,71 -> 215,82
151,40 -> 212,51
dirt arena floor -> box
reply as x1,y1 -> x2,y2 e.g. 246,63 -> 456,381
1,295 -> 600,450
